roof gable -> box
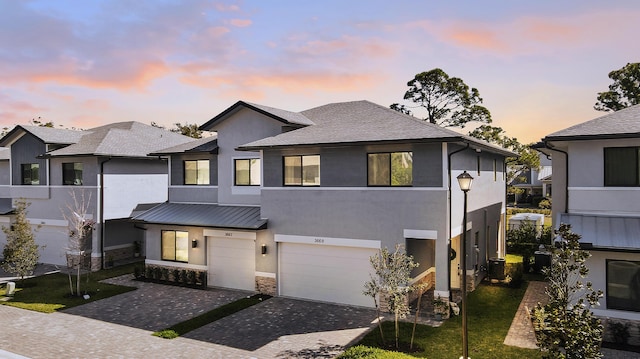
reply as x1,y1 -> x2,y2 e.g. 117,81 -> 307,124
199,100 -> 314,131
0,125 -> 84,147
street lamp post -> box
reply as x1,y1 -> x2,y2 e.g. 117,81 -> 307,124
457,170 -> 473,359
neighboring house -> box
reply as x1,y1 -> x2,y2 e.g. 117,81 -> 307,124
135,100 -> 514,307
0,122 -> 193,270
538,104 -> 640,320
509,153 -> 552,204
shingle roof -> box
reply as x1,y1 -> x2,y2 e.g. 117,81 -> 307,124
199,100 -> 314,130
133,202 -> 267,229
544,104 -> 640,140
46,122 -> 194,158
150,135 -> 218,155
238,100 -> 514,156
0,125 -> 85,147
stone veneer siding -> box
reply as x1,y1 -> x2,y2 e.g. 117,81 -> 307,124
255,276 -> 276,296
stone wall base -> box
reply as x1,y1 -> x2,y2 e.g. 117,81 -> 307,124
601,317 -> 640,346
255,276 -> 276,296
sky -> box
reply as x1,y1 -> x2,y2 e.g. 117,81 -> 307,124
1,0 -> 639,144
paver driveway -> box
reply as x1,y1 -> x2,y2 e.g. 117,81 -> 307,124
2,274 -> 377,358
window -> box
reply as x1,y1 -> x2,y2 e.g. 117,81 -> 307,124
284,155 -> 320,186
604,147 -> 639,186
62,163 -> 83,185
184,160 -> 209,185
606,259 -> 640,312
161,230 -> 189,262
234,158 -> 261,186
21,163 -> 40,185
368,152 -> 413,186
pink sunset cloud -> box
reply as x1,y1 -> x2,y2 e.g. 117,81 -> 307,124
230,19 -> 252,27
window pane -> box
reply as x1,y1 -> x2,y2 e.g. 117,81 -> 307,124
607,260 -> 640,312
391,152 -> 412,186
368,153 -> 390,186
235,159 -> 250,185
605,147 -> 637,186
63,163 -> 83,185
302,155 -> 320,186
184,161 -> 197,185
284,156 -> 302,185
22,163 -> 40,185
161,231 -> 176,261
175,231 -> 189,262
197,160 -> 209,185
250,159 -> 261,185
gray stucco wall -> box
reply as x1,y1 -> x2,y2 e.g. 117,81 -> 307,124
213,107 -> 284,205
263,142 -> 444,187
49,157 -> 99,186
103,158 -> 168,175
0,160 -> 10,185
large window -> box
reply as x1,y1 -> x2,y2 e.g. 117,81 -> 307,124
184,160 -> 210,185
21,163 -> 40,185
284,155 -> 320,186
161,230 -> 189,262
368,152 -> 413,186
62,162 -> 83,185
607,259 -> 640,312
234,158 -> 261,186
604,147 -> 639,186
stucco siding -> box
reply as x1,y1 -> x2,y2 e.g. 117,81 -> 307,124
168,186 -> 218,203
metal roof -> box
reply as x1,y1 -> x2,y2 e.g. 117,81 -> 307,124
559,213 -> 640,250
133,202 -> 267,230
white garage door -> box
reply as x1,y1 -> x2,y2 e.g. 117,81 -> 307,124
279,243 -> 377,307
207,237 -> 255,291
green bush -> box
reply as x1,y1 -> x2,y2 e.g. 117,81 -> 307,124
338,345 -> 415,359
538,197 -> 551,209
505,262 -> 524,287
507,208 -> 551,216
153,329 -> 179,339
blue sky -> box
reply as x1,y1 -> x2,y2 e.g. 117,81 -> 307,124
1,0 -> 639,143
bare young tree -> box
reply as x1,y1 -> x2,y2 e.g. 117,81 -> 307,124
62,190 -> 95,296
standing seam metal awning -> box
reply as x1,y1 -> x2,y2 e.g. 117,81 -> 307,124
132,202 -> 267,230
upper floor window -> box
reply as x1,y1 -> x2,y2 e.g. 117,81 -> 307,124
604,147 -> 639,186
368,152 -> 413,186
21,163 -> 40,185
184,160 -> 209,185
234,158 -> 261,186
63,162 -> 83,185
284,155 -> 320,186
161,230 -> 189,262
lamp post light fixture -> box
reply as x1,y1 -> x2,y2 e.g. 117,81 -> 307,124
457,170 -> 473,359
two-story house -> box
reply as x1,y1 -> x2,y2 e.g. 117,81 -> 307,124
136,100 -> 513,307
538,104 -> 640,320
0,122 -> 192,270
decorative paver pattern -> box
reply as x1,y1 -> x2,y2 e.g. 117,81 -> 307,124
503,281 -> 547,349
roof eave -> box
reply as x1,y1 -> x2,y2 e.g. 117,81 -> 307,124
543,132 -> 640,142
199,101 -> 307,131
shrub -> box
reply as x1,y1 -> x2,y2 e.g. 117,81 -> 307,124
338,345 -> 415,359
538,197 -> 551,209
609,321 -> 630,345
133,265 -> 143,279
145,266 -> 153,280
171,269 -> 180,283
187,270 -> 196,285
153,329 -> 179,339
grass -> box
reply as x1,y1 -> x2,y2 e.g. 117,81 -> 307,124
153,293 -> 270,338
1,263 -> 137,313
339,282 -> 541,359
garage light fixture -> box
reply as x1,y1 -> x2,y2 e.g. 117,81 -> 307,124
261,244 -> 267,255
192,239 -> 198,248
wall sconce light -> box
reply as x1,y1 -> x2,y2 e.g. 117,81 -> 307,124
192,239 -> 198,248
261,244 -> 267,255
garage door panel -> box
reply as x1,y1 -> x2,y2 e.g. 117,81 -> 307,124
280,242 -> 377,307
208,237 -> 255,291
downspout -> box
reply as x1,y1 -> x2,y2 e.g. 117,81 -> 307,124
540,142 -> 569,214
99,157 -> 112,270
447,142 -> 470,298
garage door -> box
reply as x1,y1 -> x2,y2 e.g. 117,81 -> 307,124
208,237 -> 255,291
279,242 -> 377,307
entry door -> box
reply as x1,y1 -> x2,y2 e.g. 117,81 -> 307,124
450,236 -> 461,289
207,236 -> 255,291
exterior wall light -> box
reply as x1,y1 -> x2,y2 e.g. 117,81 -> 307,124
261,244 -> 267,255
192,239 -> 198,248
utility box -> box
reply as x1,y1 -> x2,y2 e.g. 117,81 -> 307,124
6,281 -> 16,296
489,258 -> 506,280
534,251 -> 552,273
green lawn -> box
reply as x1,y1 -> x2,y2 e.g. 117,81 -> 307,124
1,263 -> 137,313
340,282 -> 541,359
